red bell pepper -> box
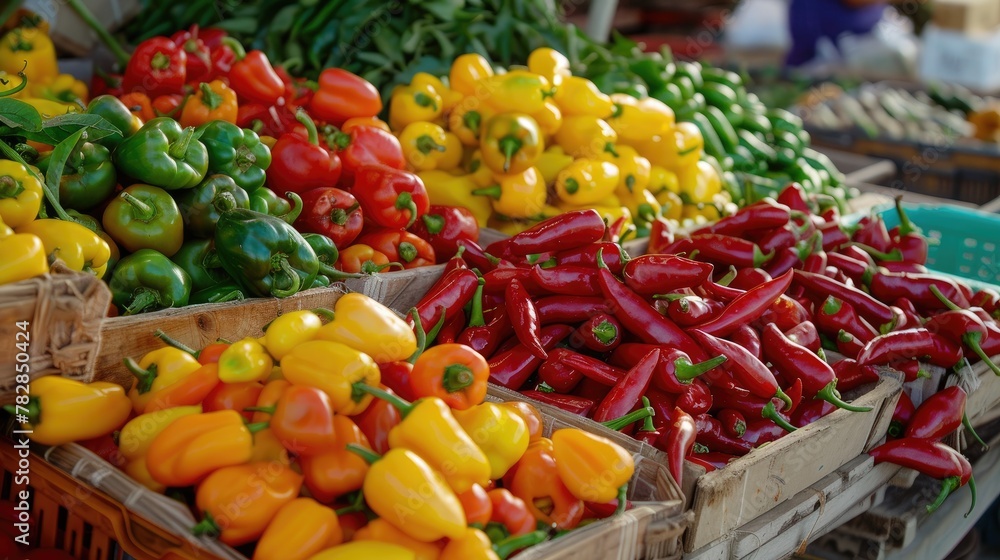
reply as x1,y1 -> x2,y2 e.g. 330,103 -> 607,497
493,210 -> 606,257
591,349 -> 659,423
857,328 -> 963,369
531,264 -> 602,297
794,270 -> 896,330
869,438 -> 975,514
122,37 -> 186,98
489,324 -> 574,389
623,254 -> 714,297
330,125 -> 405,187
693,270 -> 794,337
352,165 -> 429,229
409,205 -> 478,262
263,385 -> 338,456
522,389 -> 595,416
221,38 -> 284,105
717,408 -> 747,438
357,228 -> 436,269
506,278 -> 547,360
308,68 -> 382,126
295,187 -> 363,248
353,383 -> 402,454
571,313 -> 623,352
237,103 -> 299,138
267,110 -> 342,195
170,25 -> 212,84
487,489 -> 537,538
888,391 -> 915,438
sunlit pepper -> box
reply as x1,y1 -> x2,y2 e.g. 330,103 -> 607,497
467,150 -> 495,188
657,190 -> 684,222
281,340 -> 380,415
317,293 -> 417,363
254,498 -> 343,560
648,165 -> 680,196
472,167 -> 545,219
553,76 -> 613,118
389,83 -> 443,131
619,188 -> 662,228
336,244 -> 395,274
534,146 -> 575,186
449,99 -> 495,146
607,94 -> 674,142
178,79 -> 238,127
413,72 -> 461,114
449,53 -> 494,96
555,115 -> 617,159
0,26 -> 57,83
600,144 -> 651,198
353,518 -> 442,560
310,541 -> 419,559
193,461 -> 302,546
439,132 -> 463,171
258,385 -> 338,456
399,121 -> 449,171
146,410 -> 256,487
124,347 -> 203,413
251,379 -> 290,422
410,343 -> 489,409
555,158 -> 618,205
218,337 -> 273,383
19,96 -> 79,117
453,403 -> 529,479
0,224 -> 47,285
530,100 -> 563,136
505,438 -> 585,530
299,415 -> 372,501
248,427 -> 292,465
6,376 -> 131,446
440,528 -> 498,560
418,171 -> 492,227
484,71 -> 552,115
263,309 -> 326,361
118,405 -> 202,462
528,47 -> 571,87
480,114 -> 543,174
679,159 -> 722,205
551,428 -> 634,503
17,219 -> 111,277
203,380 -> 263,421
0,160 -> 43,229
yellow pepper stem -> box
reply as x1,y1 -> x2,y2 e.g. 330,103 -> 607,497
124,357 -> 158,394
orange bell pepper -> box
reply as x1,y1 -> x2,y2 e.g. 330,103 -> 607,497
337,243 -> 398,274
457,484 -> 493,526
440,528 -> 499,560
119,91 -> 154,123
251,379 -> 291,423
253,384 -> 338,456
179,79 -> 238,127
352,518 -> 442,560
299,415 -> 372,502
145,410 -> 257,487
505,437 -> 584,530
551,428 -> 634,504
124,347 -> 203,413
409,343 -> 489,410
253,498 -> 343,560
310,541 -> 419,560
193,461 -> 302,546
249,427 -> 291,465
500,401 -> 544,442
203,380 -> 264,421
143,363 -> 221,412
487,488 -> 536,538
197,341 -> 231,364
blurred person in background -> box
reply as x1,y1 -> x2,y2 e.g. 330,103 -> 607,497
786,0 -> 894,66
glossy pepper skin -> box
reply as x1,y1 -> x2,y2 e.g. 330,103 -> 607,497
193,461 -> 302,546
196,121 -> 271,193
453,403 -> 530,479
8,377 -> 130,446
317,293 -> 417,363
266,385 -> 338,456
622,254 -> 714,297
299,415 -> 372,501
592,349 -> 659,424
869,438 -> 974,514
409,205 -> 479,262
353,164 -> 430,229
305,68 -> 380,125
145,410 -> 255,487
124,345 -> 202,412
496,209 -> 606,257
794,270 -> 896,329
357,228 -> 435,269
102,184 -> 184,256
905,386 -> 984,446
176,174 -> 250,239
281,340 -> 380,415
253,498 -> 342,560
489,324 -> 575,390
267,110 -> 342,195
35,141 -> 116,211
179,80 -> 237,127
0,218 -> 48,285
118,405 -> 202,491
295,187 -> 363,248
109,249 -> 191,315
220,37 -> 283,105
506,439 -> 585,530
0,160 -> 43,229
411,343 -> 489,409
121,37 -> 186,98
506,279 -> 547,360
473,167 -> 546,220
857,328 -> 963,369
551,428 -> 634,503
113,117 -> 209,190
924,308 -> 1000,376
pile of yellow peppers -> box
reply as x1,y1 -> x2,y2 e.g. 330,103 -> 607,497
12,293 -> 637,560
387,47 -> 732,235
0,17 -> 89,115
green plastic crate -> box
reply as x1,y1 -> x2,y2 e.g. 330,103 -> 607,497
877,204 -> 1000,292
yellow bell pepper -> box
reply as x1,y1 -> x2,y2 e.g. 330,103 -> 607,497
648,165 -> 680,196
124,457 -> 166,493
554,115 -> 617,159
412,72 -> 461,114
551,428 -> 635,503
0,225 -> 48,285
0,26 -> 57,83
16,219 -> 111,277
263,309 -> 325,361
8,376 -> 131,446
556,198 -> 632,231
479,113 -> 543,174
527,47 -> 571,87
218,337 -> 273,383
483,70 -> 552,115
682,202 -> 724,223
657,190 -> 684,221
418,170 -> 492,227
485,216 -> 536,236
124,347 -> 203,413
452,403 -> 529,479
440,528 -> 499,560
449,98 -> 494,146
0,159 -> 43,229
354,446 -> 467,542
607,94 -> 674,143
281,340 -> 380,415
254,498 -> 343,560
466,150 -> 495,188
353,518 -> 441,560
555,158 -> 619,206
19,97 -> 79,117
438,132 -> 464,171
619,188 -> 662,229
450,53 -> 495,96
249,427 -> 292,465
534,146 -> 574,186
317,292 -> 417,363
399,121 -> 450,171
309,541 -> 417,560
530,100 -> 563,136
599,145 -> 651,197
553,76 -> 613,118
673,123 -> 705,171
679,159 -> 723,205
118,405 -> 203,461
472,167 -> 546,219
32,73 -> 88,105
390,83 -> 443,131
0,70 -> 26,97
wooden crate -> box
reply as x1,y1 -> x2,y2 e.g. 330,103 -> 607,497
343,265 -> 445,314
0,265 -> 111,403
963,353 -> 1000,426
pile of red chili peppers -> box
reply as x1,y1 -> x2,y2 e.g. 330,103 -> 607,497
399,184 -> 1000,504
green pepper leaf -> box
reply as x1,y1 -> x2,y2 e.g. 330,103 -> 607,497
422,0 -> 465,22
22,114 -> 122,145
0,99 -> 43,132
44,127 -> 88,206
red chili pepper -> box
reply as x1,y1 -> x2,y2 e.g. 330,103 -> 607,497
685,233 -> 774,268
694,413 -> 753,455
555,242 -> 630,274
826,252 -> 870,285
307,68 -> 382,126
887,197 -> 930,264
409,205 -> 478,263
530,264 -> 601,296
436,310 -> 467,345
643,389 -> 677,430
761,246 -> 799,278
352,384 -> 402,455
122,37 -> 187,98
717,408 -> 746,438
853,215 -> 893,253
694,200 -> 791,237
777,182 -> 810,213
867,270 -> 971,312
888,391 -> 915,438
622,254 -> 714,297
879,261 -> 929,274
752,295 -> 811,333
971,289 -> 1000,315
791,399 -> 836,427
489,324 -> 574,389
728,267 -> 772,291
889,359 -> 931,382
356,228 -> 436,269
413,267 -> 479,332
538,358 -> 584,393
659,295 -> 722,327
816,296 -> 878,343
267,110 -> 342,195
832,359 -> 880,392
857,328 -> 963,369
755,225 -> 798,255
591,349 -> 659,423
693,270 -> 794,337
836,330 -> 865,359
677,378 -> 713,416
687,452 -> 737,472
457,307 -> 512,359
483,267 -> 535,295
294,187 -> 363,248
611,344 -> 683,393
496,210 -> 606,257
521,390 -> 595,416
551,348 -> 625,387
571,313 -> 623,353
352,164 -> 429,229
663,407 -> 697,486
573,376 -> 613,403
762,323 -> 872,412
820,221 -> 852,252
803,248 -> 828,274
743,418 -> 789,446
869,438 -> 975,514
647,216 -> 676,254
535,295 -> 609,325
730,324 -> 761,359
456,239 -> 502,272
506,278 -> 547,360
378,361 -> 418,402
924,292 -> 1000,375
904,386 -> 981,444
794,270 -> 896,329
784,321 -> 821,353
221,38 -> 283,105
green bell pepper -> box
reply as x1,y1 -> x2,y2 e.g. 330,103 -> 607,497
36,142 -> 117,211
249,188 -> 302,224
102,184 -> 185,257
171,239 -> 231,291
176,174 -> 250,238
112,117 -> 208,190
109,249 -> 192,315
307,274 -> 331,289
87,95 -> 142,149
214,205 -> 319,298
190,282 -> 246,305
302,232 -> 339,270
196,121 -> 272,193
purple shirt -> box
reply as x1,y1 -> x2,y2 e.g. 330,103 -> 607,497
786,0 -> 888,66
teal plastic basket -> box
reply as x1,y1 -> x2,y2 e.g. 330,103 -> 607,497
877,204 -> 1000,292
